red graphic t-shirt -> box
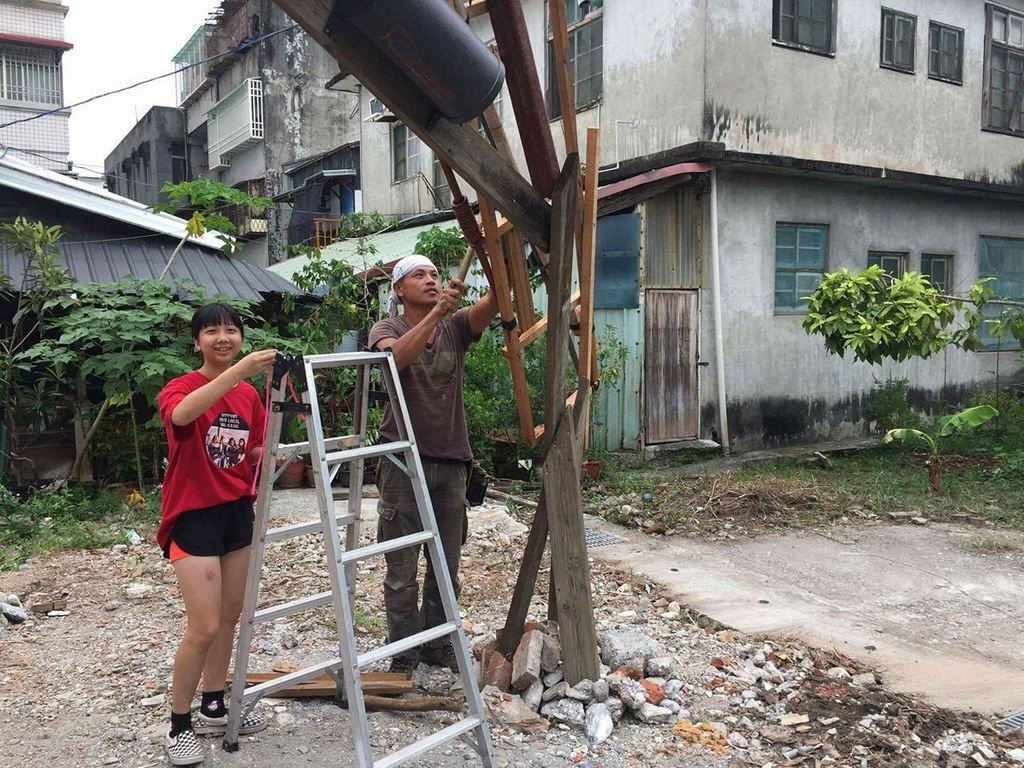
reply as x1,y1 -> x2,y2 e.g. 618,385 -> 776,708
156,370 -> 266,550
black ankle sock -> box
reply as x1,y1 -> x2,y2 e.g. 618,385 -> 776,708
200,689 -> 226,718
169,711 -> 192,737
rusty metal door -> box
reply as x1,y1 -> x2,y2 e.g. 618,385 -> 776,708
644,289 -> 699,443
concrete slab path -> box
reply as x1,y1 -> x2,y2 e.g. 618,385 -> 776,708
587,517 -> 1024,717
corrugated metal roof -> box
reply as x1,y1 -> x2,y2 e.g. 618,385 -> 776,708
267,220 -> 449,281
0,239 -> 299,300
0,155 -> 225,251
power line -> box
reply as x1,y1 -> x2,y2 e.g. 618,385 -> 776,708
0,23 -> 298,131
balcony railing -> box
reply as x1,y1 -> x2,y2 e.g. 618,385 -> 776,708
207,78 -> 264,170
314,218 -> 343,249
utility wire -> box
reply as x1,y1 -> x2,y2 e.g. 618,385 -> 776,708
0,24 -> 298,131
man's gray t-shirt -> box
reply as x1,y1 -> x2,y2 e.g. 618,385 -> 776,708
368,308 -> 475,462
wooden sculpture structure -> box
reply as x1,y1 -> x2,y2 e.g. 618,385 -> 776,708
275,0 -> 603,685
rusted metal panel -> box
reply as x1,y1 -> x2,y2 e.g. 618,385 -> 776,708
644,289 -> 699,443
644,186 -> 702,288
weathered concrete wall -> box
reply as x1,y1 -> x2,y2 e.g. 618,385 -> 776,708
103,107 -> 184,207
699,169 -> 1023,449
705,0 -> 1024,181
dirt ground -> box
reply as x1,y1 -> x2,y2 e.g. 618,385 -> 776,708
1,491 -> 1022,767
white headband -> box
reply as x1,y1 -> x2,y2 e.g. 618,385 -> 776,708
388,254 -> 437,316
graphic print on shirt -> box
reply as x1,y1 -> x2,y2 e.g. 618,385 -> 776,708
205,412 -> 251,469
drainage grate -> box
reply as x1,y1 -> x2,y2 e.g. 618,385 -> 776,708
585,528 -> 625,549
997,711 -> 1024,733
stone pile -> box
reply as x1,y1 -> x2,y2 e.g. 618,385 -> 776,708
477,626 -> 694,745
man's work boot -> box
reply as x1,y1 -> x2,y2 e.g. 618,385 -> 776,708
389,654 -> 418,677
419,641 -> 459,672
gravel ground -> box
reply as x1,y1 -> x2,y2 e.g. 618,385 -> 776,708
0,499 -> 1020,768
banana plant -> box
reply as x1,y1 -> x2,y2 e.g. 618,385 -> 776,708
883,405 -> 998,491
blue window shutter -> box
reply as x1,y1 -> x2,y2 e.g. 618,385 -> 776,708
595,212 -> 641,309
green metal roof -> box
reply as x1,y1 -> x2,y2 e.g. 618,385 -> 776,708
267,221 -> 446,281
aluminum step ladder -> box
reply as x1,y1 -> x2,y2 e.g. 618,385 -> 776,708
223,351 -> 495,768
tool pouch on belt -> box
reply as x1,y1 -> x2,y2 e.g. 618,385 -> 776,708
465,461 -> 489,507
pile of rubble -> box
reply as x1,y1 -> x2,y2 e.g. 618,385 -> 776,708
478,625 -> 691,744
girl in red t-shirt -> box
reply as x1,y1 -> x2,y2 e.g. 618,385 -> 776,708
156,303 -> 276,766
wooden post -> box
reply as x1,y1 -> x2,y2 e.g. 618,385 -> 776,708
497,488 -> 547,657
273,0 -> 551,253
578,128 -> 600,385
543,155 -> 598,685
543,407 -> 598,685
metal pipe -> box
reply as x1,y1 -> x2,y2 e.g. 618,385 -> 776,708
709,169 -> 731,454
487,0 -> 559,197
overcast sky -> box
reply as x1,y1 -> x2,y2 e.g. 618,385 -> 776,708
64,0 -> 217,177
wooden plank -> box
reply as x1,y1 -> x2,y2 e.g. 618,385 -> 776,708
273,0 -> 551,253
579,128 -> 601,385
510,291 -> 581,350
504,233 -> 537,330
228,673 -> 414,699
466,0 -> 488,19
364,695 -> 462,713
479,194 -> 537,446
544,155 -> 580,440
548,0 -> 578,155
497,488 -> 548,657
543,406 -> 599,685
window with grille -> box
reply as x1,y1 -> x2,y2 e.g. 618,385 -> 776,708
775,224 -> 827,313
773,0 -> 836,55
0,44 -> 62,106
978,236 -> 1024,348
880,8 -> 916,73
985,5 -> 1024,133
392,123 -> 421,182
929,21 -> 963,84
546,0 -> 603,119
921,254 -> 952,291
432,154 -> 452,210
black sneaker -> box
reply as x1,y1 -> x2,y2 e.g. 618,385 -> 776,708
389,655 -> 418,676
419,642 -> 459,672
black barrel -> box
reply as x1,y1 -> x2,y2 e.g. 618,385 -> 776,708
334,0 -> 505,124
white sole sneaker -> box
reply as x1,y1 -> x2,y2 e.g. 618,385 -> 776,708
165,728 -> 204,766
194,708 -> 268,736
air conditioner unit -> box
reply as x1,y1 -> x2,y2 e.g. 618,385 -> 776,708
364,96 -> 398,123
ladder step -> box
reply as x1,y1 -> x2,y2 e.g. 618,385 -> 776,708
358,622 -> 458,669
324,441 -> 413,465
340,531 -> 433,564
254,590 -> 333,624
236,657 -> 343,702
265,513 -> 358,543
277,434 -> 360,458
374,717 -> 481,768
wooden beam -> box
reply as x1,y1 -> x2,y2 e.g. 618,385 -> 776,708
504,233 -> 537,329
548,0 -> 578,155
543,406 -> 599,685
466,0 -> 489,19
578,128 -> 600,385
479,194 -> 537,446
273,0 -> 551,253
544,154 -> 580,440
507,291 -> 580,351
498,488 -> 548,658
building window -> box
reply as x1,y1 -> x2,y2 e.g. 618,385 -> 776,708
595,211 -> 640,309
546,0 -> 603,119
921,254 -> 952,291
929,22 -> 964,84
978,236 -> 1024,347
392,123 -> 421,182
880,8 -> 916,73
775,223 -> 827,312
868,251 -> 907,278
985,5 -> 1024,134
0,44 -> 63,106
432,154 -> 452,210
773,0 -> 836,55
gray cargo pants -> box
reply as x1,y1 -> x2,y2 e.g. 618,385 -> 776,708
376,458 -> 468,661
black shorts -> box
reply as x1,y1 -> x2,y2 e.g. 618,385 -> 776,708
164,497 -> 254,559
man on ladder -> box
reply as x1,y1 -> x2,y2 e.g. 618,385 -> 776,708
368,253 -> 498,675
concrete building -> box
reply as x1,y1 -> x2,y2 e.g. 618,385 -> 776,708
168,0 -> 360,266
103,107 -> 190,207
356,0 -> 1024,453
0,0 -> 71,172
